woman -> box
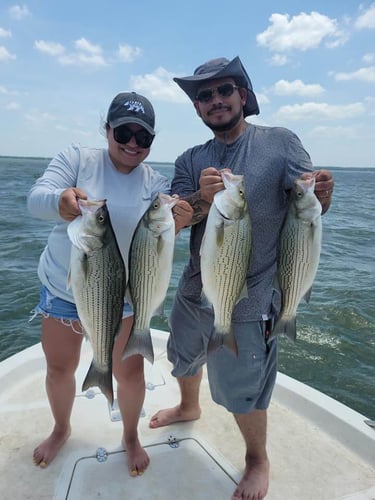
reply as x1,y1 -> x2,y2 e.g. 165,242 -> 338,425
28,91 -> 186,476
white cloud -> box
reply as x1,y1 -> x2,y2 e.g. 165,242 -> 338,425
269,54 -> 289,66
334,65 -> 375,82
59,52 -> 107,67
58,37 -> 107,67
8,4 -> 30,20
0,46 -> 16,61
130,67 -> 186,102
257,11 -> 347,52
272,79 -> 325,96
355,3 -> 375,29
255,93 -> 270,105
5,101 -> 20,110
362,53 -> 374,63
74,37 -> 101,55
117,44 -> 142,62
34,40 -> 65,56
0,28 -> 12,38
274,101 -> 365,120
0,85 -> 20,95
24,109 -> 56,123
309,125 -> 358,138
34,37 -> 107,67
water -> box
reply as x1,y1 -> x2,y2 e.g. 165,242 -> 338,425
0,156 -> 374,419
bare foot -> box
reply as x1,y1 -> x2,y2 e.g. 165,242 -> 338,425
33,426 -> 71,468
122,437 -> 150,477
149,405 -> 201,429
232,457 -> 270,500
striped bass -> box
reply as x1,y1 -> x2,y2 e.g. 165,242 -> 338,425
123,193 -> 177,364
200,171 -> 252,353
271,176 -> 322,340
67,199 -> 126,406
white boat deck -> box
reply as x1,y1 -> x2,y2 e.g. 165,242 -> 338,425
0,329 -> 374,500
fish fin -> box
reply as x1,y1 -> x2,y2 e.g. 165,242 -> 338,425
200,291 -> 212,308
270,316 -> 297,341
208,329 -> 238,356
236,282 -> 249,303
303,287 -> 312,303
82,361 -> 114,406
154,301 -> 165,317
66,266 -> 71,290
124,286 -> 133,308
215,220 -> 225,247
122,329 -> 154,365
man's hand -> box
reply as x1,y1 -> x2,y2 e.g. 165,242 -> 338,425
172,199 -> 194,233
199,167 -> 229,204
301,169 -> 334,215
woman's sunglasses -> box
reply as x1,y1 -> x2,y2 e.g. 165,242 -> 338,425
196,83 -> 239,103
113,125 -> 155,149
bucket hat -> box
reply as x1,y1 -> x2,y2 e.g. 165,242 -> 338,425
173,56 -> 259,117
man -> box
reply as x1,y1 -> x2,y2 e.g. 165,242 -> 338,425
149,56 -> 334,499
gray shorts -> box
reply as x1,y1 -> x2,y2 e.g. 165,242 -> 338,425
167,290 -> 278,414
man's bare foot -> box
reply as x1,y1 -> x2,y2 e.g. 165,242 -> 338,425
33,426 -> 71,468
122,437 -> 150,476
149,405 -> 201,429
232,457 -> 270,500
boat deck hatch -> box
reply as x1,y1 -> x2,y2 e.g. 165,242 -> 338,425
57,437 -> 238,500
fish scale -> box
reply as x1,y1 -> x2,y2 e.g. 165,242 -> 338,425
68,199 -> 126,406
123,193 -> 176,364
213,220 -> 250,330
272,177 -> 322,340
200,171 -> 252,353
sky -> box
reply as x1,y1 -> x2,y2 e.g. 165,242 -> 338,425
0,1 -> 374,167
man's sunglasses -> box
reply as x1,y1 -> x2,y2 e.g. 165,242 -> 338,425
113,125 -> 155,149
196,83 -> 240,103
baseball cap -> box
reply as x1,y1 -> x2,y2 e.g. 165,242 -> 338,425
106,91 -> 155,135
173,56 -> 259,117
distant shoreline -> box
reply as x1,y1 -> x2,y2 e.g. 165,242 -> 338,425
0,155 -> 374,170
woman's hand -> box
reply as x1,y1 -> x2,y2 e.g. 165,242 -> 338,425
58,188 -> 87,221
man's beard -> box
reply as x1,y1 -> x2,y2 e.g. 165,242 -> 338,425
202,107 -> 243,133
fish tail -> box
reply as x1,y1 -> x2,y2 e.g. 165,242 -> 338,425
208,329 -> 238,356
82,362 -> 114,406
270,316 -> 297,341
122,329 -> 154,365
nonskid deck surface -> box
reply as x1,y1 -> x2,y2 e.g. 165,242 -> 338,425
0,330 -> 374,500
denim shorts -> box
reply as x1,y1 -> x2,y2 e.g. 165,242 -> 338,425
167,289 -> 278,414
31,285 -> 133,323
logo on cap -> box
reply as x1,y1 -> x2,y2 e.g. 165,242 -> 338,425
124,100 -> 145,114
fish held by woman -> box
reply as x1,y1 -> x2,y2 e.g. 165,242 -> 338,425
67,199 -> 126,406
123,193 -> 177,364
271,176 -> 322,341
200,171 -> 252,354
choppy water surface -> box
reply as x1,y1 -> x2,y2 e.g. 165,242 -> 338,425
0,157 -> 374,419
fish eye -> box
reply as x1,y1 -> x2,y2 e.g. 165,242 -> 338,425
98,214 -> 105,222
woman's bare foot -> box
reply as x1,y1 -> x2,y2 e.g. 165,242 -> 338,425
122,437 -> 150,476
149,405 -> 201,429
33,426 -> 71,468
231,457 -> 270,500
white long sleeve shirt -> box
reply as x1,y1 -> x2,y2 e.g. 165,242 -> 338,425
27,143 -> 170,302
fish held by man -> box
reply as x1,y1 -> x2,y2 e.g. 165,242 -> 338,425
271,176 -> 322,341
200,171 -> 252,354
123,193 -> 177,365
67,199 -> 126,406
